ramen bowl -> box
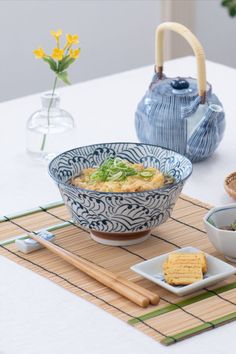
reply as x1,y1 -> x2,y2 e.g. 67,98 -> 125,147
48,142 -> 192,246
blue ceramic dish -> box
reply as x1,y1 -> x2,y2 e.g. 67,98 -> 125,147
48,142 -> 192,246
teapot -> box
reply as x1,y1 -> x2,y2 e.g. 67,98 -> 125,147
135,22 -> 225,162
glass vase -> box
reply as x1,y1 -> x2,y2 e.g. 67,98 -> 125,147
26,92 -> 75,162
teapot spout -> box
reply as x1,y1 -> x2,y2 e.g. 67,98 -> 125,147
209,104 -> 224,113
186,103 -> 225,162
186,103 -> 208,139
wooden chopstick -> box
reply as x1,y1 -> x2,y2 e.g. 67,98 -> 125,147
29,233 -> 156,308
89,263 -> 160,305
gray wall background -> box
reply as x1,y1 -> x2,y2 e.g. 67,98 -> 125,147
170,0 -> 236,68
195,0 -> 236,68
0,0 -> 236,102
0,0 -> 160,102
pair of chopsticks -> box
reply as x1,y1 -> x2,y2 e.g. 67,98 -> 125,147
30,233 -> 160,308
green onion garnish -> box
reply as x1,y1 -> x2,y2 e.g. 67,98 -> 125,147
88,157 -> 175,185
108,171 -> 123,181
89,157 -> 139,182
164,174 -> 175,185
140,171 -> 154,178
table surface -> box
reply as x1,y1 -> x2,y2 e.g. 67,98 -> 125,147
1,56 -> 236,353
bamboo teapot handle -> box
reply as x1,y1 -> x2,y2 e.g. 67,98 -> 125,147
155,22 -> 206,103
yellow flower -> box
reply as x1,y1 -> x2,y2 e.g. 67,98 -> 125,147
33,47 -> 46,59
66,33 -> 79,45
51,47 -> 64,61
69,48 -> 80,59
50,29 -> 62,40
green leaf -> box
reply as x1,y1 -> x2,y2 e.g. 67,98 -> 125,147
222,0 -> 231,5
43,57 -> 58,72
57,71 -> 71,85
221,0 -> 236,16
229,5 -> 236,16
58,56 -> 76,72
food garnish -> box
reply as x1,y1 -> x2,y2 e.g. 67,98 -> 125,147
220,220 -> 236,231
71,157 -> 175,192
89,157 -> 155,182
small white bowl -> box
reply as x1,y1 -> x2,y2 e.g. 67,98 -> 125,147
204,204 -> 236,262
131,246 -> 235,296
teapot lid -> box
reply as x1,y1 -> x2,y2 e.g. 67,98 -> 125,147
150,76 -> 211,100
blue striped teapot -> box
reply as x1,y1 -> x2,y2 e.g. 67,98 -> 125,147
135,22 -> 225,162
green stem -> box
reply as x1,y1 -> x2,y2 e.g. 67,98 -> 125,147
40,76 -> 58,152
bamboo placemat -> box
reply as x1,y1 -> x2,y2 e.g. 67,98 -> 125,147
1,194 -> 236,345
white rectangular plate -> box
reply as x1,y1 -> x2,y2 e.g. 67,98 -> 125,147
131,246 -> 236,296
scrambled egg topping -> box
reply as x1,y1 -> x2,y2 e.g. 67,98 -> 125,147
72,160 -> 166,193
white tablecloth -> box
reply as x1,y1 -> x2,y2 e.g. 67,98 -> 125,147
1,57 -> 236,353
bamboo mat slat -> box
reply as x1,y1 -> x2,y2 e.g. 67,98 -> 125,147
1,194 -> 236,346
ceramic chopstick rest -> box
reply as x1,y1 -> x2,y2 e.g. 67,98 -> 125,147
15,230 -> 55,254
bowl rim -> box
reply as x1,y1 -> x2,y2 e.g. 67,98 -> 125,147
48,141 -> 193,195
204,204 -> 236,234
224,171 -> 236,185
224,172 -> 236,199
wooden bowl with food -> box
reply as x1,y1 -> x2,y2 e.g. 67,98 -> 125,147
48,142 -> 192,246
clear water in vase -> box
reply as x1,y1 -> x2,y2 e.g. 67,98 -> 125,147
26,92 -> 76,162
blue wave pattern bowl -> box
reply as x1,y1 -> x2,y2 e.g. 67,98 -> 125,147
48,143 -> 192,246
